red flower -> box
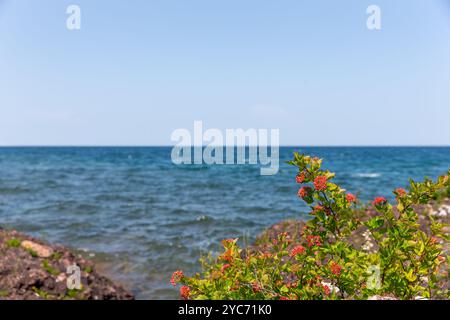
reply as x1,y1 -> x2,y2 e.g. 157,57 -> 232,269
312,205 -> 324,215
180,286 -> 190,300
313,175 -> 328,191
372,197 -> 387,206
395,188 -> 407,197
307,235 -> 322,247
170,270 -> 183,286
322,284 -> 330,296
290,245 -> 306,257
346,193 -> 356,203
330,261 -> 342,276
252,282 -> 261,293
279,296 -> 290,300
296,172 -> 306,184
221,249 -> 233,262
298,186 -> 312,198
430,236 -> 439,245
221,264 -> 231,273
261,252 -> 272,259
437,255 -> 445,262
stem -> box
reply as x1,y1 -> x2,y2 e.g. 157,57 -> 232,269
321,191 -> 341,237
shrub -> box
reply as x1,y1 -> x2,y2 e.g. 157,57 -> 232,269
172,152 -> 449,300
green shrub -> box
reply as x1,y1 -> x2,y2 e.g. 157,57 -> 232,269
172,152 -> 449,300
5,238 -> 21,248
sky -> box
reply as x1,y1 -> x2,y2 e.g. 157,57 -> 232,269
0,0 -> 450,146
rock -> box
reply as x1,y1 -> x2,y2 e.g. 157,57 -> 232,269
55,273 -> 67,283
21,240 -> 53,258
431,204 -> 450,217
436,210 -> 447,217
0,229 -> 134,300
61,258 -> 73,268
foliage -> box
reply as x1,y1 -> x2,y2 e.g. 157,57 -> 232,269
5,238 -> 21,248
172,152 -> 449,300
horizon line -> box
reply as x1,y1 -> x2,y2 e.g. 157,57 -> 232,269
0,145 -> 449,148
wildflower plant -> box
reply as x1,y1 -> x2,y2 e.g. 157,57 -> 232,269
171,152 -> 449,300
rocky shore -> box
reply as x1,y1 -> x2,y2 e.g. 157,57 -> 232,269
0,227 -> 134,300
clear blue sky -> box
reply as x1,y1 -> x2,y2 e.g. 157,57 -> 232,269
1,0 -> 449,146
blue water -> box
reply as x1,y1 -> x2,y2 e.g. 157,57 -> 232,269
0,147 -> 449,299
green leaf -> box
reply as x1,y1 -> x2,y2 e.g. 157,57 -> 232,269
405,269 -> 417,282
366,216 -> 385,230
280,285 -> 289,293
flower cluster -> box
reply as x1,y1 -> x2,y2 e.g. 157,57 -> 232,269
372,196 -> 387,206
296,172 -> 306,184
346,193 -> 357,203
395,188 -> 407,197
180,286 -> 190,299
322,284 -> 330,296
313,175 -> 328,191
306,235 -> 322,247
221,263 -> 231,273
298,186 -> 312,199
220,249 -> 233,262
329,261 -> 342,276
290,245 -> 306,257
170,270 -> 183,286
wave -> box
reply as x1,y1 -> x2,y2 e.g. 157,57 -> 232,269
353,173 -> 381,178
0,186 -> 33,194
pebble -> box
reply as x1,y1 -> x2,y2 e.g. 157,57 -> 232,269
21,240 -> 53,258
